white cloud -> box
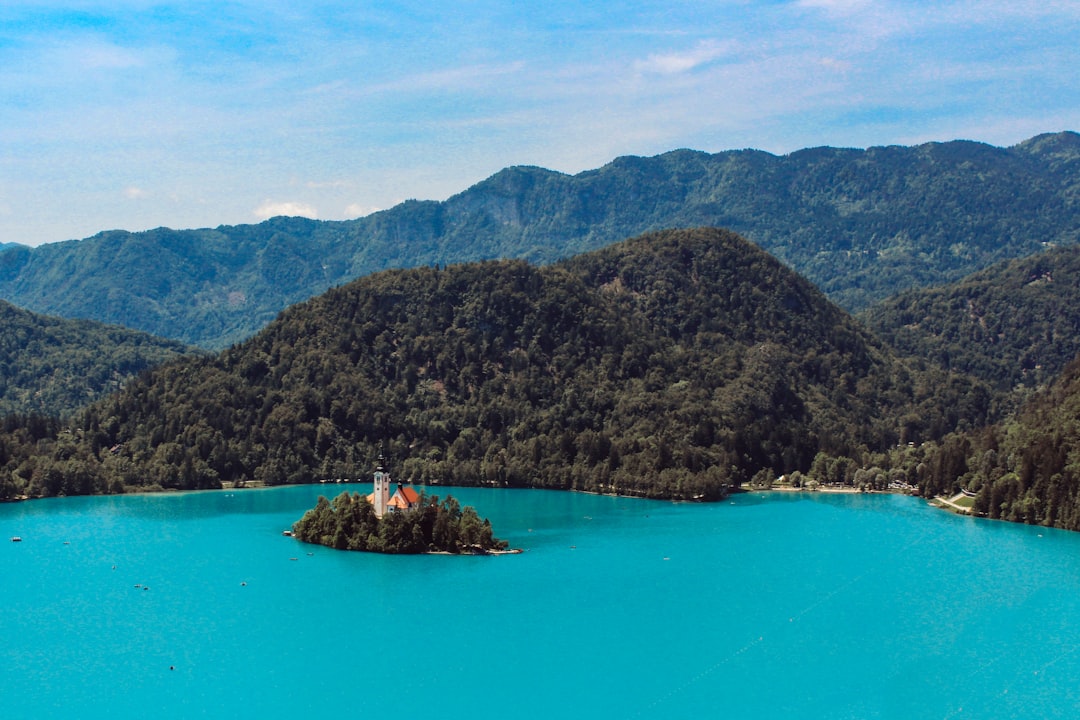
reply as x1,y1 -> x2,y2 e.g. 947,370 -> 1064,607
3,1 -> 1078,247
253,200 -> 318,220
817,57 -> 853,72
344,203 -> 381,218
634,40 -> 735,75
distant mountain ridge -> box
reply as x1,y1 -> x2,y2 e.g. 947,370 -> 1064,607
2,132 -> 1077,349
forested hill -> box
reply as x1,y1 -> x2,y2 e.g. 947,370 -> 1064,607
0,300 -> 197,417
2,132 -> 1077,349
0,228 -> 992,500
918,354 -> 1080,531
862,244 -> 1080,402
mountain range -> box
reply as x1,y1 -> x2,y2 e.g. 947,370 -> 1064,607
0,228 -> 992,501
2,131 -> 1077,350
5,132 -> 1080,532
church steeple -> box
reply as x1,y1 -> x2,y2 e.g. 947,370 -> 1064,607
372,455 -> 390,518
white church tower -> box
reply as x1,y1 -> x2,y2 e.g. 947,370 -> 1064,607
372,457 -> 391,519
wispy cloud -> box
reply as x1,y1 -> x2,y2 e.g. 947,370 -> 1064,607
796,0 -> 873,15
77,42 -> 149,70
344,203 -> 382,218
1,1 -> 1078,246
634,40 -> 736,75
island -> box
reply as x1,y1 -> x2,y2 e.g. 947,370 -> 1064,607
291,461 -> 514,555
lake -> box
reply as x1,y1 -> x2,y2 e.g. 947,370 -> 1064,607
2,486 -> 1079,719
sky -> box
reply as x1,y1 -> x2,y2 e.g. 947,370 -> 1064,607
2,1 -> 1078,247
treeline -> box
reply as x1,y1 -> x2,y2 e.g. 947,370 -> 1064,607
908,354 -> 1080,530
292,491 -> 507,554
0,413 -> 65,499
0,228 -> 996,503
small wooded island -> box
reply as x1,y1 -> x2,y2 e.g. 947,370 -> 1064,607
291,462 -> 513,554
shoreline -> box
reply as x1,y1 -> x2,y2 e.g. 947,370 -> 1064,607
3,480 -> 1012,534
740,484 -> 867,495
5,479 -> 903,505
423,548 -> 524,556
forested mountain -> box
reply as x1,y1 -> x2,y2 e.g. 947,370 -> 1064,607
862,244 -> 1080,403
2,132 -> 1077,349
916,354 -> 1080,531
0,300 -> 197,417
0,228 -> 992,501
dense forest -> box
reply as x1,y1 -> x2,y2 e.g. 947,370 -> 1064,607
1,132 -> 1077,349
862,244 -> 1080,404
911,354 -> 1080,531
0,300 -> 197,416
292,491 -> 508,554
0,228 -> 994,502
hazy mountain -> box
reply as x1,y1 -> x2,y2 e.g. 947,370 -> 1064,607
0,300 -> 198,417
0,228 -> 992,500
1,132 -> 1077,349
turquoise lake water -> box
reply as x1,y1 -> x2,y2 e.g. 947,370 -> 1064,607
2,486 -> 1080,719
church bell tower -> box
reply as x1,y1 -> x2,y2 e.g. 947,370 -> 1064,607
373,456 -> 390,518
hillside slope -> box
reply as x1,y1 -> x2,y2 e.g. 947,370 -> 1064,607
0,228 -> 992,500
2,132 -> 1077,349
0,300 -> 197,417
917,354 -> 1080,530
862,244 -> 1080,402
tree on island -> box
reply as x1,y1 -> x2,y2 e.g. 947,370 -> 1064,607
292,491 -> 510,554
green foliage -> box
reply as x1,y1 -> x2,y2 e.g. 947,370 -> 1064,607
291,491 -> 508,554
0,300 -> 198,417
0,228 -> 995,502
906,354 -> 1080,530
862,244 -> 1080,404
2,133 -> 1078,349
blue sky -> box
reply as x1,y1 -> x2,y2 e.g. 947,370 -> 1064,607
2,1 -> 1078,246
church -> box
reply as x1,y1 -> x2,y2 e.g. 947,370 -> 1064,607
365,459 -> 420,519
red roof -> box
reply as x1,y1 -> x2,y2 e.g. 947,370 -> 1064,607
387,486 -> 420,509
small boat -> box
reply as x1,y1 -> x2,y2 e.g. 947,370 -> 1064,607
10,536 -> 21,542
282,530 -> 293,537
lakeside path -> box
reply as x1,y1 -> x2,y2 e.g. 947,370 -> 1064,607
933,492 -> 973,514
